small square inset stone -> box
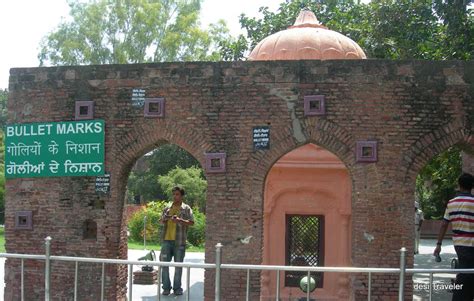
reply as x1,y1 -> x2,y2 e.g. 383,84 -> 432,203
304,95 -> 325,116
356,141 -> 378,163
144,98 -> 165,118
75,101 -> 94,120
205,153 -> 226,173
14,211 -> 32,230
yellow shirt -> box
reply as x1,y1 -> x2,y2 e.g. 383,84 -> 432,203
164,205 -> 181,241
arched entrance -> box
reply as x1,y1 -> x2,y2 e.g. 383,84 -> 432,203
123,142 -> 206,298
261,143 -> 351,300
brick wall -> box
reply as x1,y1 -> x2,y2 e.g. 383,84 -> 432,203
5,60 -> 473,300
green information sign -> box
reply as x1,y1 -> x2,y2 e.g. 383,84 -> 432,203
5,120 -> 105,178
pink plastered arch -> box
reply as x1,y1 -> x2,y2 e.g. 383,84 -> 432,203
261,143 -> 352,300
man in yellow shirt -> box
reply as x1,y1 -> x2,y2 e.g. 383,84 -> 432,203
159,186 -> 194,296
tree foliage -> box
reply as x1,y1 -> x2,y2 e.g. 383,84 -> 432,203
158,166 -> 207,212
39,0 -> 230,65
416,147 -> 462,220
0,89 -> 8,128
220,0 -> 474,61
127,144 -> 201,202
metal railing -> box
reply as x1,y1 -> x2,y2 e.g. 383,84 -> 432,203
1,237 -> 474,301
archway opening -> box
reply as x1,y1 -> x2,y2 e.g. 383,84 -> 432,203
122,143 -> 206,298
416,146 -> 462,221
261,143 -> 352,300
412,146 -> 461,299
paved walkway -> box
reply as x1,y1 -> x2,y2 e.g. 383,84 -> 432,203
0,240 -> 464,300
413,238 -> 457,301
128,249 -> 204,301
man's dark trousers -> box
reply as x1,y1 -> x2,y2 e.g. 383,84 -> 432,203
453,246 -> 474,301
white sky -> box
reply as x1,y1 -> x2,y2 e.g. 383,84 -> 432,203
0,0 -> 283,90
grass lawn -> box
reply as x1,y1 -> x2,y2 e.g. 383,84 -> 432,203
128,239 -> 205,252
0,229 -> 203,253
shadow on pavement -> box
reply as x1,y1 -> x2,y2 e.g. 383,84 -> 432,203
413,239 -> 457,301
140,282 -> 204,301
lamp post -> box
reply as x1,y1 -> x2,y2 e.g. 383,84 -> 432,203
143,215 -> 147,250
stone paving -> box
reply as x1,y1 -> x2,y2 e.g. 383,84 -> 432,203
413,238 -> 457,301
127,249 -> 204,301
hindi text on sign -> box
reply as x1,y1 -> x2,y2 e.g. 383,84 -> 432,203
5,120 -> 105,178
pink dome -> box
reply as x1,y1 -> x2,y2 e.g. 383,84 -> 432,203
248,9 -> 367,61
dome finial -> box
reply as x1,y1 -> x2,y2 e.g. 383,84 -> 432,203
247,6 -> 367,61
290,9 -> 327,29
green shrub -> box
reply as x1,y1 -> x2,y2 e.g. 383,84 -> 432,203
188,207 -> 206,247
127,201 -> 206,247
128,201 -> 167,243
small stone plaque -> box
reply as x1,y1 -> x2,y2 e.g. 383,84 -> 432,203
144,98 -> 165,117
95,173 -> 110,194
253,126 -> 270,150
356,141 -> 378,163
15,211 -> 32,230
75,101 -> 94,120
131,89 -> 146,107
205,153 -> 226,173
304,95 -> 326,116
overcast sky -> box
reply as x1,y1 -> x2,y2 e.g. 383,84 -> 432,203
0,0 -> 286,90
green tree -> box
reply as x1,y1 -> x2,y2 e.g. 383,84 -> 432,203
127,144 -> 202,202
433,0 -> 474,60
364,0 -> 473,60
158,166 -> 207,212
416,147 -> 462,220
39,0 -> 230,65
0,89 -> 7,128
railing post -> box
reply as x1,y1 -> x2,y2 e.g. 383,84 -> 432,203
186,267 -> 191,301
429,273 -> 433,301
157,266 -> 161,301
215,243 -> 223,301
398,247 -> 406,301
306,271 -> 310,301
21,258 -> 24,301
101,262 -> 105,301
74,261 -> 78,301
129,264 -> 133,301
368,272 -> 372,301
246,269 -> 250,301
44,236 -> 52,301
275,270 -> 280,301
